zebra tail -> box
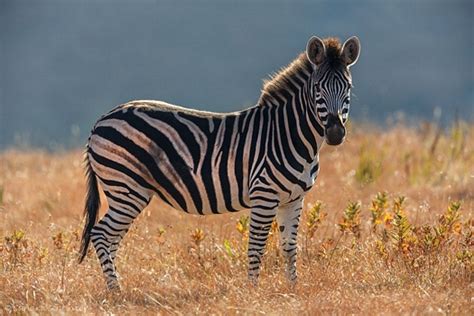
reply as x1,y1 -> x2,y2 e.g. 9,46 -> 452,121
78,151 -> 100,263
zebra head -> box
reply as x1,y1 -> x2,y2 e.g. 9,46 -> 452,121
306,36 -> 361,146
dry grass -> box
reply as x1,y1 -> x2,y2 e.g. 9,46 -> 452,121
0,123 -> 473,314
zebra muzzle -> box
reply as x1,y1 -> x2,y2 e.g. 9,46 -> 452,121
325,114 -> 346,146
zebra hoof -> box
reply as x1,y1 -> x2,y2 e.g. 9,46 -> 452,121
107,282 -> 121,292
286,276 -> 297,289
248,276 -> 259,288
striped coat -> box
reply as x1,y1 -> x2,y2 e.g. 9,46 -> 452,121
79,36 -> 361,290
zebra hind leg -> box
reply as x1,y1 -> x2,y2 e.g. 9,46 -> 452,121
91,189 -> 150,290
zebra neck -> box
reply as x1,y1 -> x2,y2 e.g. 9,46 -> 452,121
254,80 -> 323,165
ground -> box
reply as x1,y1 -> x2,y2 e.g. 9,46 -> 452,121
0,122 -> 473,314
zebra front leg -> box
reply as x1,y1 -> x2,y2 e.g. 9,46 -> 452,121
248,207 -> 277,284
276,199 -> 302,284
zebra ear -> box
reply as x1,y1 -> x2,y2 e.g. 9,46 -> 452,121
341,36 -> 360,67
306,36 -> 326,66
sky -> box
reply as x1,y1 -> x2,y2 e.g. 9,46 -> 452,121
0,0 -> 473,149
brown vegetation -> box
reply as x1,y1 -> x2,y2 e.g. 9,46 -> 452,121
0,122 -> 473,314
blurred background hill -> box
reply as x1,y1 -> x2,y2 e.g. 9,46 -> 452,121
1,0 -> 473,149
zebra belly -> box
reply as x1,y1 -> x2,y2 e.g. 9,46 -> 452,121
155,158 -> 250,215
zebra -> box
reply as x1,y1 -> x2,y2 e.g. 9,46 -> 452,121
79,36 -> 361,290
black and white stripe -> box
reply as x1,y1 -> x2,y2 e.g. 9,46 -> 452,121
79,36 -> 360,290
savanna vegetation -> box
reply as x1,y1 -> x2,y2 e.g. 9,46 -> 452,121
0,122 -> 472,314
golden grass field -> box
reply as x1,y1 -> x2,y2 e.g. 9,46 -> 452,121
0,122 -> 473,314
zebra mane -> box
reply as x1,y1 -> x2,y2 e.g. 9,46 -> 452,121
260,37 -> 343,104
260,53 -> 312,104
